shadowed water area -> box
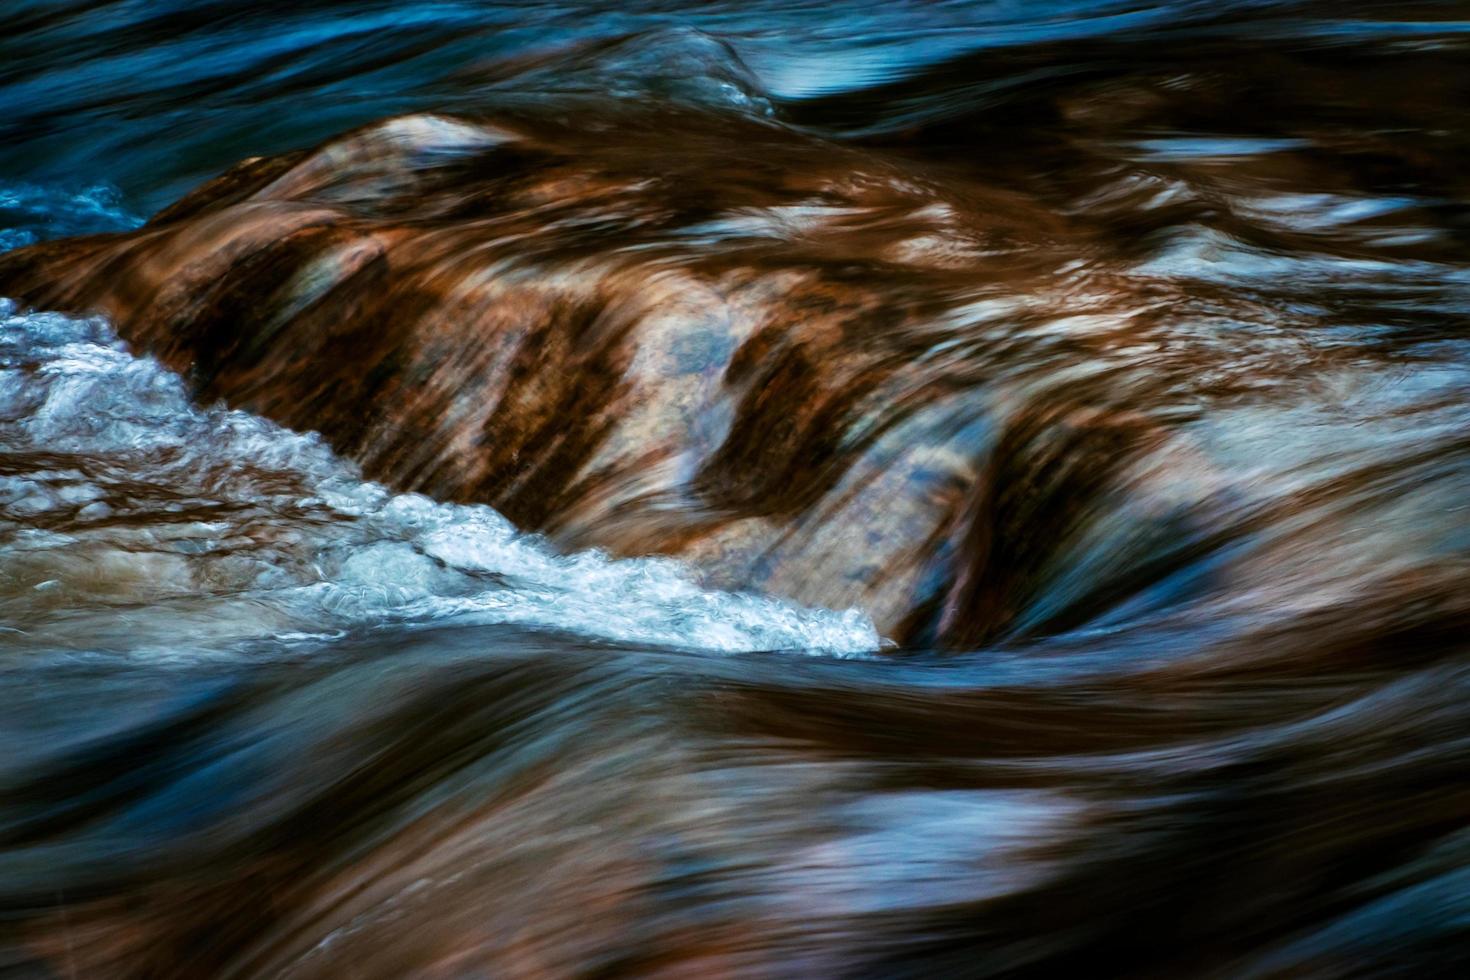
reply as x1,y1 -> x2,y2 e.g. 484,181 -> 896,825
2,1 -> 1469,976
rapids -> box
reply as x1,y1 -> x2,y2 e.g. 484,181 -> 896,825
2,1 -> 1469,977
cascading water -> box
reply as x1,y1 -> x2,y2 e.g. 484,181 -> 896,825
0,295 -> 877,656
2,2 -> 1469,977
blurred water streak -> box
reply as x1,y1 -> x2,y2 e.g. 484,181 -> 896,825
1,1 -> 1469,976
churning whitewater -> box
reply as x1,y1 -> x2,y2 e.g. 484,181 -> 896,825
0,291 -> 877,657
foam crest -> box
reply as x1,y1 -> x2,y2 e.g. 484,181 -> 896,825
0,299 -> 878,656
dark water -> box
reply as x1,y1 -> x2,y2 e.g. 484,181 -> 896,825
2,1 -> 1469,976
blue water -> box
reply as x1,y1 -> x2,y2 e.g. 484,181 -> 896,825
6,1 -> 1460,210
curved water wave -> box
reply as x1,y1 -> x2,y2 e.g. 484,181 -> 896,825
0,299 -> 877,655
2,606 -> 1468,976
4,96 -> 1466,647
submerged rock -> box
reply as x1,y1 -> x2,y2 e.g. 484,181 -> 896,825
2,109 -> 1459,647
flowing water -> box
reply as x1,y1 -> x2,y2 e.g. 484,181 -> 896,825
2,1 -> 1469,976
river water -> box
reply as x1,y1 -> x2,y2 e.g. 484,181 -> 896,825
2,2 -> 1469,976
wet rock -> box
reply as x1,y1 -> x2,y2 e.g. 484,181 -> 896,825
0,110 -> 1397,646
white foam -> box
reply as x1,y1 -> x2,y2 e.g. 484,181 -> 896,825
0,299 -> 878,656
